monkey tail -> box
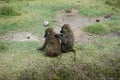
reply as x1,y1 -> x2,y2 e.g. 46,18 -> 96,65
70,49 -> 76,62
73,49 -> 76,62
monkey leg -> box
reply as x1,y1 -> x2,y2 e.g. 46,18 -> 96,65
73,50 -> 76,62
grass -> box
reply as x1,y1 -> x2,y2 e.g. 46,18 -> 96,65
0,0 -> 72,35
105,0 -> 120,8
82,23 -> 111,35
0,37 -> 120,80
0,0 -> 118,35
0,0 -> 120,80
0,6 -> 20,16
106,20 -> 120,32
83,20 -> 120,35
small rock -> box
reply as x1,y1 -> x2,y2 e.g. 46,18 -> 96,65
65,10 -> 72,13
96,19 -> 100,22
43,21 -> 49,26
27,36 -> 30,39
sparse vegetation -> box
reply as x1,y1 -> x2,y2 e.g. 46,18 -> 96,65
0,42 -> 8,52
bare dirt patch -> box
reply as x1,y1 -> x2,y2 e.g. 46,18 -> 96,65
55,9 -> 110,29
105,32 -> 120,37
73,29 -> 97,44
0,31 -> 42,42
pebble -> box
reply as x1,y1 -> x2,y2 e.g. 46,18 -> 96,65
43,21 -> 49,26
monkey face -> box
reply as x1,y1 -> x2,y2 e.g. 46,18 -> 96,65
44,28 -> 54,38
60,24 -> 70,34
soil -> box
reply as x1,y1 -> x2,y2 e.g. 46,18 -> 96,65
0,32 -> 40,42
55,9 -> 110,29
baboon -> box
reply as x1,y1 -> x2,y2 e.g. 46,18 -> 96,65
38,28 -> 61,57
56,24 -> 76,61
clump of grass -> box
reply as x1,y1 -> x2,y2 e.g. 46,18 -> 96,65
83,23 -> 111,35
105,0 -> 120,8
0,6 -> 20,16
83,20 -> 120,35
0,42 -> 8,52
110,25 -> 120,32
106,20 -> 120,32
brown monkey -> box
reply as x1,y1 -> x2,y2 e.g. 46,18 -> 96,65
38,28 -> 61,57
56,24 -> 76,61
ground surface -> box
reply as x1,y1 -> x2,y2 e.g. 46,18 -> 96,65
0,0 -> 120,80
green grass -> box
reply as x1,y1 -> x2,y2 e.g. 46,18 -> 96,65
83,20 -> 120,35
106,20 -> 120,32
0,0 -> 72,36
105,0 -> 120,8
0,37 -> 120,80
0,6 -> 20,16
0,0 -> 118,35
83,23 -> 111,35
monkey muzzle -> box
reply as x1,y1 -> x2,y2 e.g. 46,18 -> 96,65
44,33 -> 47,38
60,30 -> 63,33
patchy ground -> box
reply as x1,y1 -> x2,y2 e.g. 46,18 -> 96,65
0,9 -> 118,43
55,9 -> 111,43
55,9 -> 110,29
0,31 -> 40,42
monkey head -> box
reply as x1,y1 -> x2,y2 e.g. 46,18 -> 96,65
44,28 -> 55,38
60,24 -> 72,34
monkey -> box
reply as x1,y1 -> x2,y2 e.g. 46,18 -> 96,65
55,24 -> 76,61
38,28 -> 61,57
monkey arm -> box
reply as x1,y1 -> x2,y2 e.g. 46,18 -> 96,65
55,34 -> 63,41
55,34 -> 68,44
55,34 -> 61,38
60,35 -> 69,44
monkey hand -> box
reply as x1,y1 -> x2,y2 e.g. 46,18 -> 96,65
55,34 -> 60,38
37,47 -> 44,51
